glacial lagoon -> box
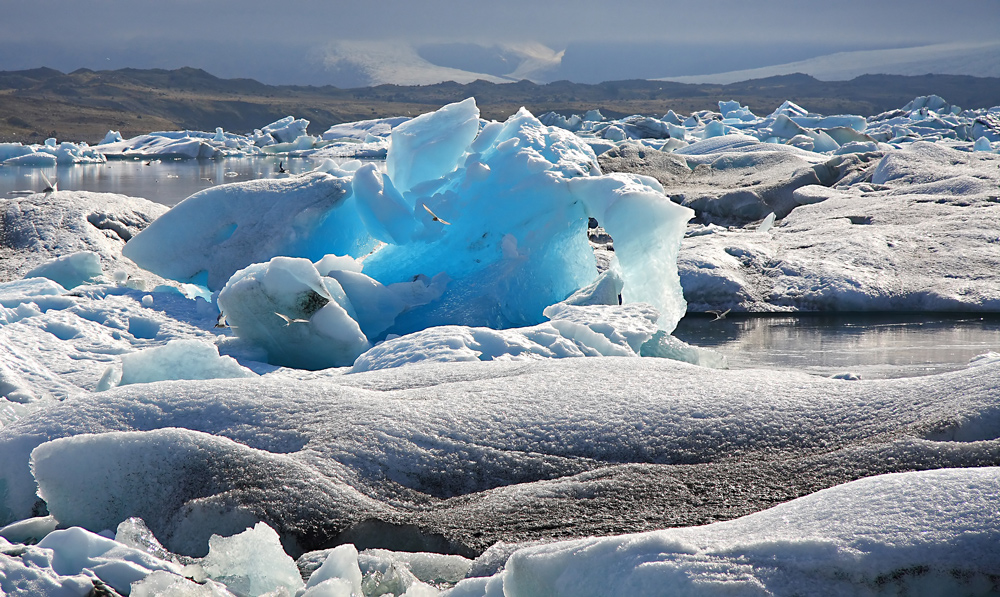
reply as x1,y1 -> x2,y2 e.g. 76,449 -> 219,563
4,158 -> 996,379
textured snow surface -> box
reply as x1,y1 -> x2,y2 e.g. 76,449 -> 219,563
0,191 -> 167,284
676,143 -> 1000,312
3,94 -> 1000,596
473,467 -> 1000,597
2,356 -> 999,560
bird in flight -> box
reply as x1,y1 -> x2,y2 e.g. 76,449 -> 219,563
40,171 -> 57,193
707,309 -> 731,321
422,203 -> 451,225
274,312 -> 310,325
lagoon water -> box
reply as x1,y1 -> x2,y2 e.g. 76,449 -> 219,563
673,312 -> 1000,378
0,156 -> 320,206
3,159 -> 997,378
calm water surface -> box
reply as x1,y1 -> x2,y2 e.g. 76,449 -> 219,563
673,313 -> 1000,378
1,157 -> 323,206
3,161 -> 998,378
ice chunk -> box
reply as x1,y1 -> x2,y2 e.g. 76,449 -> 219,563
387,97 -> 481,195
218,257 -> 370,369
0,515 -> 58,544
261,115 -> 311,144
96,339 -> 256,391
351,302 -> 659,372
116,517 -> 176,564
756,212 -> 776,233
3,151 -> 58,166
132,570 -> 234,596
304,544 -> 363,595
322,116 -> 411,141
352,163 -> 421,244
543,302 -> 658,355
99,130 -> 123,145
193,522 -> 304,596
23,251 -> 103,289
34,526 -> 181,594
124,172 -> 375,290
568,174 -> 693,331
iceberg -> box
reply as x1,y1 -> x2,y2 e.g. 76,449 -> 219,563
127,98 -> 692,369
0,139 -> 106,166
123,172 -> 375,291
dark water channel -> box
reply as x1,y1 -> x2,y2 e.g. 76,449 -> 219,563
673,312 -> 1000,378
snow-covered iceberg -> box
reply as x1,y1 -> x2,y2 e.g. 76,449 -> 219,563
0,138 -> 106,166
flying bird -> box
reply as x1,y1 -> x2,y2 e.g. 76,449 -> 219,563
215,312 -> 229,328
40,171 -> 57,193
421,203 -> 451,225
278,161 -> 287,174
707,309 -> 731,321
274,312 -> 309,325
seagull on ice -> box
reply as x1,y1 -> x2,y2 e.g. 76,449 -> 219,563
40,171 -> 57,193
707,308 -> 731,321
274,312 -> 309,325
421,203 -> 451,225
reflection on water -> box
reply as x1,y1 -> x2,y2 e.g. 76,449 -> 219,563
673,313 -> 1000,378
0,157 -> 326,206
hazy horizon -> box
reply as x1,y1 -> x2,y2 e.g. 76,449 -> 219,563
3,0 -> 999,87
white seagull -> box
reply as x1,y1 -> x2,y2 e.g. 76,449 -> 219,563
40,171 -> 57,193
707,309 -> 731,321
274,312 -> 309,325
421,203 -> 451,225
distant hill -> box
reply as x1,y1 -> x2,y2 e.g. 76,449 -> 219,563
1,67 -> 999,144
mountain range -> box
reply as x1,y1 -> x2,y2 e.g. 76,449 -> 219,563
1,67 -> 999,144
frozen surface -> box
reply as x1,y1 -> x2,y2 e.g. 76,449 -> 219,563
3,356 -> 1000,558
677,143 -> 1000,312
0,191 -> 168,284
462,467 -> 1000,597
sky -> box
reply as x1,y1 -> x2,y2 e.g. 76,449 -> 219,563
2,0 -> 999,86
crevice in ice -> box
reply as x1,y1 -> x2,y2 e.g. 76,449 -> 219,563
86,212 -> 137,242
333,520 -> 477,559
